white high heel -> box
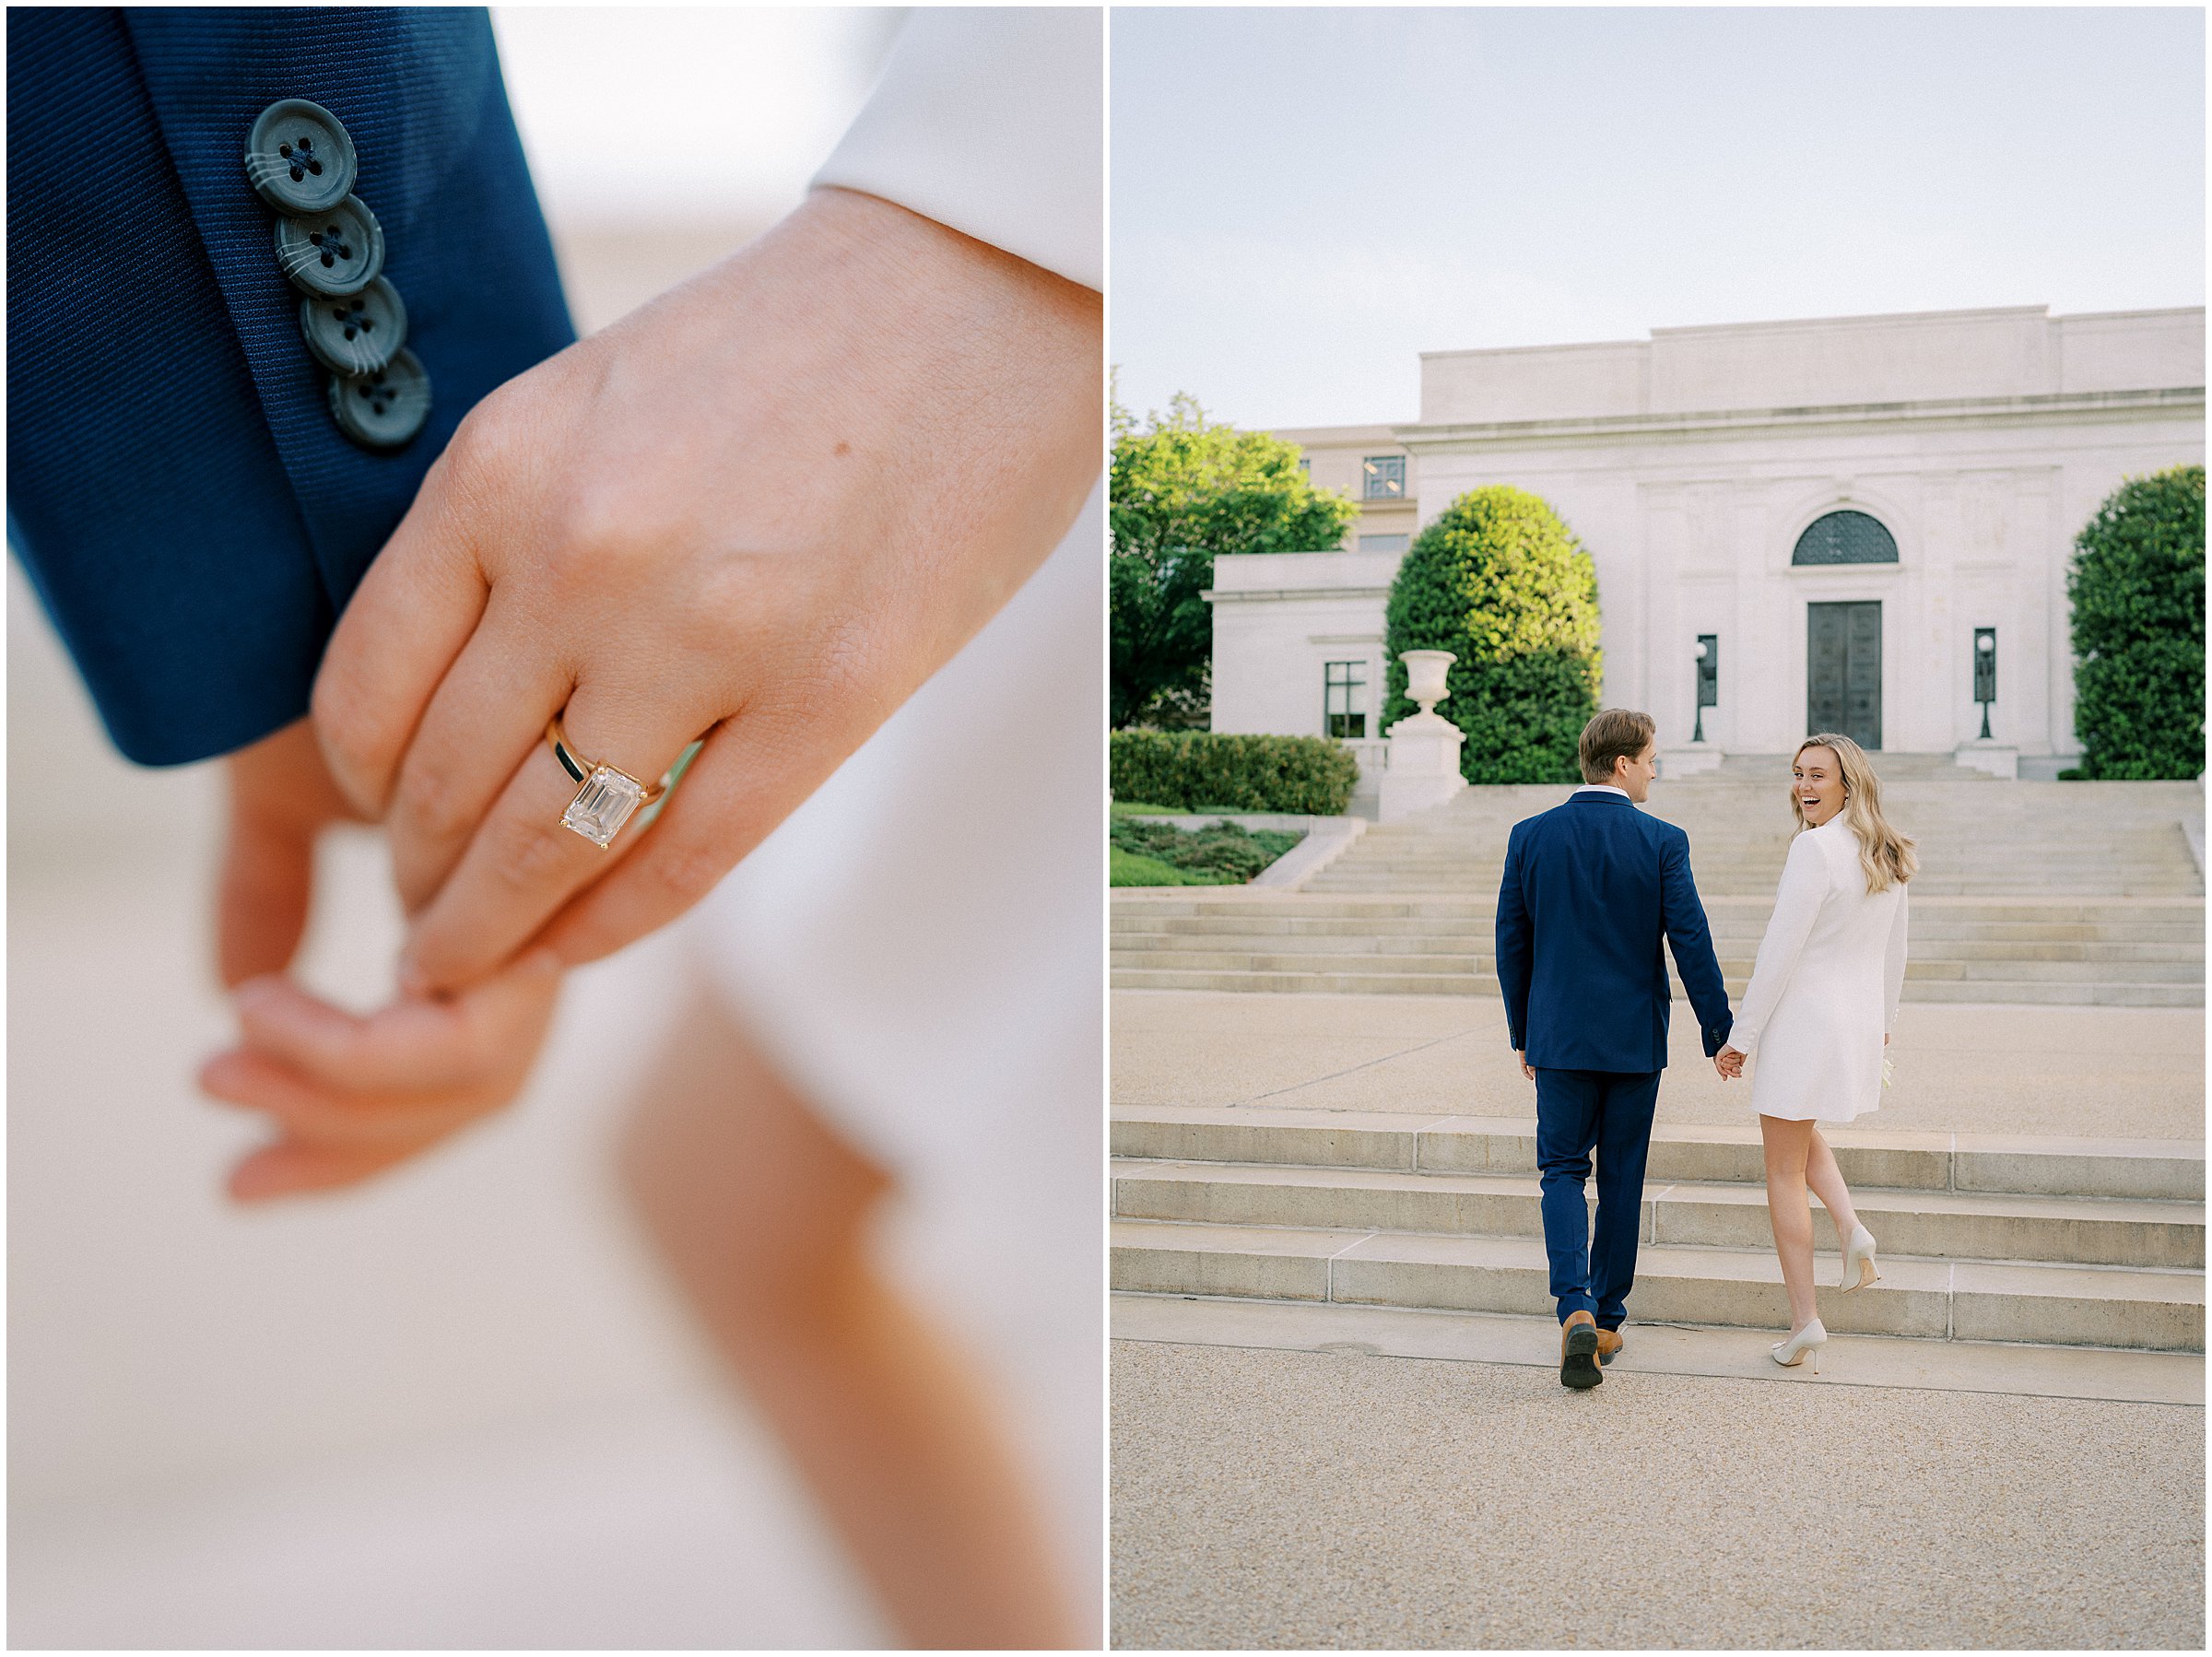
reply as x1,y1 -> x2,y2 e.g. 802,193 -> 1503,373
1771,1319 -> 1827,1371
1840,1224 -> 1881,1292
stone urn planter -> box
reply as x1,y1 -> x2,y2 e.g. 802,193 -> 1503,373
1381,650 -> 1467,822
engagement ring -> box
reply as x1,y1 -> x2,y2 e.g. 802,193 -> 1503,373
547,714 -> 671,849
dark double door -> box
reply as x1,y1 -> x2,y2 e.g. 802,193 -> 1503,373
1807,601 -> 1881,750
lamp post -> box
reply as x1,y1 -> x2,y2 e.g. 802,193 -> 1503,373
1973,628 -> 1996,741
1693,634 -> 1718,744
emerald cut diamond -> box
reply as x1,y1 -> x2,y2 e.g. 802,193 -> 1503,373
561,764 -> 647,848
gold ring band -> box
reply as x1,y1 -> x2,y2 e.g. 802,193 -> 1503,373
547,714 -> 671,848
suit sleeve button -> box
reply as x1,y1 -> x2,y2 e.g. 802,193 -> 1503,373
328,346 -> 431,450
274,194 -> 385,296
299,276 -> 407,377
243,99 -> 359,217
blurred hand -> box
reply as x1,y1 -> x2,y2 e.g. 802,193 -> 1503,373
216,717 -> 368,988
199,955 -> 562,1202
205,718 -> 567,1202
1715,1044 -> 1747,1080
1515,1050 -> 1535,1082
312,185 -> 1102,997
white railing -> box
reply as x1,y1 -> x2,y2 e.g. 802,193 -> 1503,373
1343,738 -> 1388,778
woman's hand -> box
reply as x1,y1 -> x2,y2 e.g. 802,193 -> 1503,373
1715,1043 -> 1747,1080
311,186 -> 1101,996
198,954 -> 563,1202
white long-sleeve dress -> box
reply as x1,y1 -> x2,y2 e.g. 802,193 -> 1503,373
1729,814 -> 1911,1123
680,8 -> 1104,1640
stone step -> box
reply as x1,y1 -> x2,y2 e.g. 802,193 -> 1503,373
1114,895 -> 2204,921
1115,966 -> 1489,995
1110,1291 -> 2209,1406
1111,966 -> 2206,1005
1112,911 -> 2204,944
1310,876 -> 2205,897
1112,930 -> 1488,956
1322,847 -> 2190,862
1109,1219 -> 2206,1351
1112,927 -> 2202,963
1112,1158 -> 2205,1269
1110,946 -> 2201,983
1109,1108 -> 2207,1201
1124,942 -> 1486,969
1113,916 -> 2202,944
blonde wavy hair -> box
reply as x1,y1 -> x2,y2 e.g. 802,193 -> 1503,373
1792,733 -> 1918,893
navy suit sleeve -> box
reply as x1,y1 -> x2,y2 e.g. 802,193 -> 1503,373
1495,826 -> 1534,1052
6,7 -> 574,765
1659,828 -> 1735,1056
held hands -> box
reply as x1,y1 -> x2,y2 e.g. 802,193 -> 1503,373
201,188 -> 1101,1202
198,721 -> 565,1200
1714,1043 -> 1747,1081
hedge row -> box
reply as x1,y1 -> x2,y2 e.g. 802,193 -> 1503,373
1110,730 -> 1359,815
1110,817 -> 1306,884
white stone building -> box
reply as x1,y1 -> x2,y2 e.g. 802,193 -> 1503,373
1207,305 -> 2204,781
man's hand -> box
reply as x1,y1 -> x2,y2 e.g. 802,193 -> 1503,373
1715,1043 -> 1747,1080
217,718 -> 370,988
312,185 -> 1101,996
203,717 -> 566,1201
1516,1051 -> 1535,1082
198,954 -> 562,1202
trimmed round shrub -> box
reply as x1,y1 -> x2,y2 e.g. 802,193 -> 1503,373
1382,486 -> 1602,783
1109,731 -> 1359,815
2068,465 -> 2205,780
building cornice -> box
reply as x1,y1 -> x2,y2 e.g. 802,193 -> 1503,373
1394,385 -> 2205,454
1203,586 -> 1394,605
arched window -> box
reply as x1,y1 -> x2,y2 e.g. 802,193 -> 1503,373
1792,510 -> 1898,566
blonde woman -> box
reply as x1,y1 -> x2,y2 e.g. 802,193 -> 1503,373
1714,734 -> 1914,1372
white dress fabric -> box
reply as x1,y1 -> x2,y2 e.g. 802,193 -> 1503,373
811,7 -> 1104,290
1729,815 -> 1911,1124
679,8 -> 1104,1636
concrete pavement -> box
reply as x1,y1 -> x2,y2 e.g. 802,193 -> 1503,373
1112,1339 -> 2205,1650
1112,990 -> 2206,1141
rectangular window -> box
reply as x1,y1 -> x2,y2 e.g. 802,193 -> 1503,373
1324,660 -> 1367,739
1358,533 -> 1409,554
1362,455 -> 1406,499
1297,457 -> 1311,477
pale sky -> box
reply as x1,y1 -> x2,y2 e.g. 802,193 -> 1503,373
1112,6 -> 2207,429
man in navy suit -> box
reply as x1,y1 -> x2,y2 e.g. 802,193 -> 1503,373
1494,709 -> 1735,1389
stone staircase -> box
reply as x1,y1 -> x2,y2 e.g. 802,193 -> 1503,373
1112,1106 -> 2207,1353
1112,767 -> 2205,1006
1306,770 -> 2205,899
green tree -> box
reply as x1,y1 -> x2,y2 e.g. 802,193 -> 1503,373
1111,393 -> 1359,728
2067,464 -> 2206,780
1382,486 -> 1602,783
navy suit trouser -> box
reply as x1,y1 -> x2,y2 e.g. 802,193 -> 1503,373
1533,1066 -> 1664,1329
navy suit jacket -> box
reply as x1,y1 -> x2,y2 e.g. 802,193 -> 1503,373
7,7 -> 576,765
1495,790 -> 1734,1073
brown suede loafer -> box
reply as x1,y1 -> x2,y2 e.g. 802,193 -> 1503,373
1559,1310 -> 1602,1389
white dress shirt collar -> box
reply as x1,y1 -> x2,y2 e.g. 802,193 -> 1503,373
1572,784 -> 1631,800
